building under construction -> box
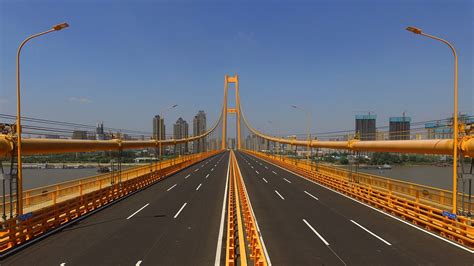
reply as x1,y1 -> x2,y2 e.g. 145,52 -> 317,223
389,116 -> 411,140
355,114 -> 376,141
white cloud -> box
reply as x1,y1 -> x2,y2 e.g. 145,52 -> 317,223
68,97 -> 92,104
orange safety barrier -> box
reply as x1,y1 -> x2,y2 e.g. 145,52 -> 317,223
245,150 -> 474,250
265,155 -> 474,212
0,150 -> 221,254
232,151 -> 268,265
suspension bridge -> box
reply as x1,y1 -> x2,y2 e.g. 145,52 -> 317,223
0,74 -> 474,265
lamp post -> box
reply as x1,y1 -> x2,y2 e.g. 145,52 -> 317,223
16,22 -> 69,216
291,105 -> 312,167
406,26 -> 459,214
158,104 -> 177,161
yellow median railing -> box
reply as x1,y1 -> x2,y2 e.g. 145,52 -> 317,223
228,150 -> 268,265
245,150 -> 474,250
0,150 -> 222,254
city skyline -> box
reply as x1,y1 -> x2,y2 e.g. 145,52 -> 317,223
0,1 -> 472,138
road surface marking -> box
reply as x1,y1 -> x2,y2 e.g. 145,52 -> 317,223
215,153 -> 231,265
274,190 -> 285,200
174,203 -> 188,219
262,178 -> 268,183
255,170 -> 259,174
303,219 -> 329,245
167,184 -> 177,191
350,220 -> 391,245
60,263 -> 65,266
251,166 -> 254,169
264,166 -> 268,169
136,261 -> 142,266
272,171 -> 277,175
260,156 -> 474,254
185,174 -> 191,179
206,173 -> 210,178
127,203 -> 150,220
201,164 -> 205,168
194,168 -> 199,172
211,168 -> 215,171
196,183 -> 202,191
283,178 -> 291,183
304,191 -> 319,200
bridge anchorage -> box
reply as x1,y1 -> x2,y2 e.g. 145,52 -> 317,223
0,74 -> 473,265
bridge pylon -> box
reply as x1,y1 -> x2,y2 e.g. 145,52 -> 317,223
221,74 -> 241,150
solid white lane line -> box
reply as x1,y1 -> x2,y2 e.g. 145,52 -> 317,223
303,219 -> 329,245
127,203 -> 150,220
214,153 -> 231,265
262,178 -> 268,183
350,220 -> 392,246
255,170 -> 259,174
173,203 -> 188,219
283,178 -> 291,183
136,261 -> 142,266
274,190 -> 285,200
196,183 -> 202,191
272,171 -> 277,175
185,174 -> 191,179
206,173 -> 210,178
259,155 -> 474,255
304,191 -> 319,200
167,184 -> 177,191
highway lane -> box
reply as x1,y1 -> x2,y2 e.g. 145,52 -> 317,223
2,152 -> 229,266
235,151 -> 474,265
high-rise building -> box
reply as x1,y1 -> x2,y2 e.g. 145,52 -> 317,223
173,117 -> 189,154
389,116 -> 411,140
96,122 -> 105,140
193,110 -> 207,153
153,115 -> 166,154
355,114 -> 376,141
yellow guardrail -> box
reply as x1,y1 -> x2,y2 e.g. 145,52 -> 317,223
246,150 -> 474,250
0,150 -> 222,254
2,155 -> 201,216
232,151 -> 268,265
263,153 -> 474,212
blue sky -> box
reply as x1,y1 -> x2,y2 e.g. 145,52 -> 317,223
0,0 -> 472,137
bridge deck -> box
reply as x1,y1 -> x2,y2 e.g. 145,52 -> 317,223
2,151 -> 473,265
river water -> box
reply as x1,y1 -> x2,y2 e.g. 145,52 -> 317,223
0,164 -> 472,194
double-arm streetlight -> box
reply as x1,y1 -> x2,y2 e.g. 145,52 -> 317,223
291,105 -> 312,165
406,26 -> 459,214
16,22 -> 69,216
158,104 -> 178,161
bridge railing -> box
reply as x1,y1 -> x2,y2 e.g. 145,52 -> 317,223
1,155 -> 195,217
257,152 -> 472,212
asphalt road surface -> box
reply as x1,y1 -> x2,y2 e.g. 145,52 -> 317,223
2,152 -> 229,266
3,150 -> 474,265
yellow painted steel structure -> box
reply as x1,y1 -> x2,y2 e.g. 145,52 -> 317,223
240,108 -> 474,157
226,151 -> 268,265
246,150 -> 474,250
0,110 -> 222,157
221,74 -> 241,150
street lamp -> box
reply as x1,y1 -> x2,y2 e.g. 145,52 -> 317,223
158,104 -> 178,161
291,105 -> 312,166
16,22 -> 69,216
406,26 -> 459,214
